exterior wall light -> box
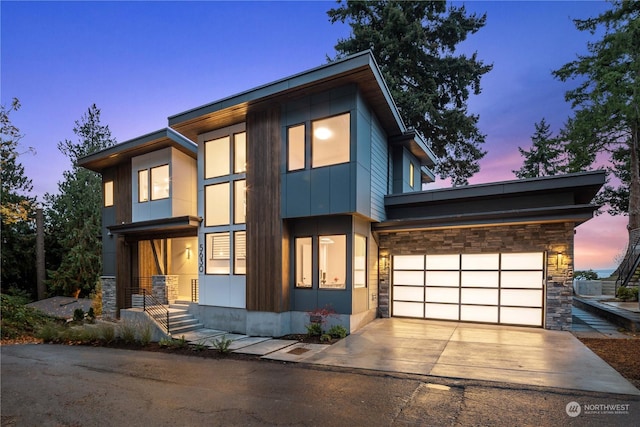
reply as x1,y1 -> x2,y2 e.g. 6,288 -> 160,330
186,246 -> 192,260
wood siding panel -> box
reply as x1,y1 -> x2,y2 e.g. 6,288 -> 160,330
113,163 -> 132,313
370,115 -> 388,221
246,107 -> 289,312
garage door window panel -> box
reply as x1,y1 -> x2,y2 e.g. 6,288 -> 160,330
501,252 -> 543,270
393,301 -> 423,317
461,305 -> 498,323
501,271 -> 543,288
393,270 -> 424,285
394,286 -> 425,302
425,303 -> 459,320
461,271 -> 499,287
394,255 -> 425,270
425,287 -> 459,304
426,254 -> 459,270
426,271 -> 459,287
501,289 -> 543,307
461,288 -> 499,305
501,307 -> 542,326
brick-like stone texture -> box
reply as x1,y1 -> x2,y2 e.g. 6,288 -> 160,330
152,275 -> 179,304
100,276 -> 116,320
378,222 -> 575,330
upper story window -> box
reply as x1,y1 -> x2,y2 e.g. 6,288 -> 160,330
138,165 -> 170,202
104,181 -> 114,207
287,112 -> 350,171
409,162 -> 415,189
312,113 -> 350,168
151,165 -> 170,200
205,131 -> 246,178
288,124 -> 305,171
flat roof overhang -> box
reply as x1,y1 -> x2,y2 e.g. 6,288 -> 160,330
108,216 -> 201,241
373,204 -> 600,232
376,170 -> 606,232
78,128 -> 196,172
168,51 -> 409,143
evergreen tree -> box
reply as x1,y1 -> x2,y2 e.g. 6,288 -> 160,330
553,1 -> 640,233
0,98 -> 37,296
514,118 -> 563,179
328,0 -> 492,185
45,104 -> 116,297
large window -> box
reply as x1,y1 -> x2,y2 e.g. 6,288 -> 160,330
234,231 -> 246,275
206,232 -> 230,274
151,165 -> 169,200
319,235 -> 346,289
312,113 -> 350,168
295,237 -> 312,288
234,180 -> 246,224
205,183 -> 230,226
288,124 -> 305,171
205,136 -> 230,178
137,165 -> 170,202
104,181 -> 114,207
354,234 -> 367,288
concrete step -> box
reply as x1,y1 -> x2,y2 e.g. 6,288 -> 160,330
170,322 -> 205,335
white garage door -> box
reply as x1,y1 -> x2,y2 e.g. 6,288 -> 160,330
392,253 -> 544,327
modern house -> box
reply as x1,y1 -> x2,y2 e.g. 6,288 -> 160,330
79,50 -> 604,336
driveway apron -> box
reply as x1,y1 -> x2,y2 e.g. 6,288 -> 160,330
304,318 -> 640,395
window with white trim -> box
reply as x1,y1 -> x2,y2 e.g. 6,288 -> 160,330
206,232 -> 230,274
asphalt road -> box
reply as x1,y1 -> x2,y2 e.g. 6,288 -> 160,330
1,344 -> 638,426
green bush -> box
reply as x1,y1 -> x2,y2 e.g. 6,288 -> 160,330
98,323 -> 116,343
328,324 -> 348,339
305,322 -> 323,337
617,286 -> 639,301
118,321 -> 137,344
73,308 -> 85,322
36,323 -> 63,343
1,294 -> 59,339
212,335 -> 232,354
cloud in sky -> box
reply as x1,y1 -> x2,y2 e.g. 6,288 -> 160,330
1,1 -> 627,271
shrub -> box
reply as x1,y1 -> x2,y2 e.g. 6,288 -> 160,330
98,323 -> 116,344
73,308 -> 85,322
617,286 -> 639,302
320,333 -> 332,343
1,294 -> 59,339
89,281 -> 103,316
86,307 -> 96,322
305,322 -> 322,337
139,322 -> 152,346
212,335 -> 232,354
328,324 -> 348,339
118,320 -> 137,344
36,323 -> 63,342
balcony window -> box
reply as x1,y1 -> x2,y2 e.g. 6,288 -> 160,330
104,180 -> 114,207
312,113 -> 350,168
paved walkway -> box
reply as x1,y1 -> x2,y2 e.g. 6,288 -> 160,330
571,306 -> 630,338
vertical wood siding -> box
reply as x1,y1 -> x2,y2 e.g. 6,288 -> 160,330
246,106 -> 289,312
114,163 -> 132,312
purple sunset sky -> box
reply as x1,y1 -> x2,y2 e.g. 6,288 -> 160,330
1,1 -> 626,271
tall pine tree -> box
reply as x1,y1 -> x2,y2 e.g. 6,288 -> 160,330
553,1 -> 640,235
328,1 -> 492,185
513,118 -> 562,179
0,98 -> 37,296
45,104 -> 116,297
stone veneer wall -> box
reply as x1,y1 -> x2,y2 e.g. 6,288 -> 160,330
100,276 -> 117,319
152,275 -> 179,304
377,222 -> 575,331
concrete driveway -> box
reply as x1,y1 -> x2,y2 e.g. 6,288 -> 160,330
304,318 -> 640,396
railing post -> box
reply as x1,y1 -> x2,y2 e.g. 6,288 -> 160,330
167,310 -> 170,335
142,289 -> 146,312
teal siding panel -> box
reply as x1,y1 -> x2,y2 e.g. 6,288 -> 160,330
370,114 -> 388,221
310,167 -> 332,214
284,170 -> 311,218
330,163 -> 352,212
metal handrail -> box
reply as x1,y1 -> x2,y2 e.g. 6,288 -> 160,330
191,279 -> 198,302
615,228 -> 640,293
142,289 -> 170,335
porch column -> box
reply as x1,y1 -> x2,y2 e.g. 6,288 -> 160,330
100,276 -> 117,319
